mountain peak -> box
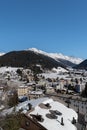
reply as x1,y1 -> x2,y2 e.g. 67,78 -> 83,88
28,48 -> 40,52
28,48 -> 47,55
27,48 -> 83,65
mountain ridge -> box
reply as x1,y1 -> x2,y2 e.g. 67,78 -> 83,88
28,48 -> 83,65
0,48 -> 84,70
0,50 -> 67,70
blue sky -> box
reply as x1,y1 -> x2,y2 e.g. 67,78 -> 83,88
0,0 -> 87,59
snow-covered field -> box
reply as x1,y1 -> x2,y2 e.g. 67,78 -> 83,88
41,72 -> 68,79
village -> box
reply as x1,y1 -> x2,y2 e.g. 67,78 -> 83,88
0,66 -> 87,130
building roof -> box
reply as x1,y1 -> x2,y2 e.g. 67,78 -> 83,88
29,99 -> 78,130
30,91 -> 43,95
2,97 -> 78,130
18,86 -> 28,88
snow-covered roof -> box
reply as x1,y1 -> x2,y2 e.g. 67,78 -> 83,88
29,98 -> 78,130
30,91 -> 43,95
2,97 -> 78,130
2,98 -> 49,116
18,85 -> 28,88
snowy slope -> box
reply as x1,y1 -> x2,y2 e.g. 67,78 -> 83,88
0,53 -> 5,56
28,48 -> 83,65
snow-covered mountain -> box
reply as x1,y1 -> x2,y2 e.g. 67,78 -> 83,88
0,53 -> 5,56
28,48 -> 83,65
0,50 -> 66,69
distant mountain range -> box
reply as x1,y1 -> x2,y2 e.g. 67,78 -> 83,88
0,48 -> 84,70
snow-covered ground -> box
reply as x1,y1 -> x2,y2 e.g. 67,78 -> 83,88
52,67 -> 68,73
41,72 -> 68,79
29,98 -> 78,130
0,67 -> 18,74
1,98 -> 49,116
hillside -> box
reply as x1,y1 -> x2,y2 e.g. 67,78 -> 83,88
74,59 -> 87,70
0,50 -> 66,70
58,58 -> 76,67
29,48 -> 83,65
